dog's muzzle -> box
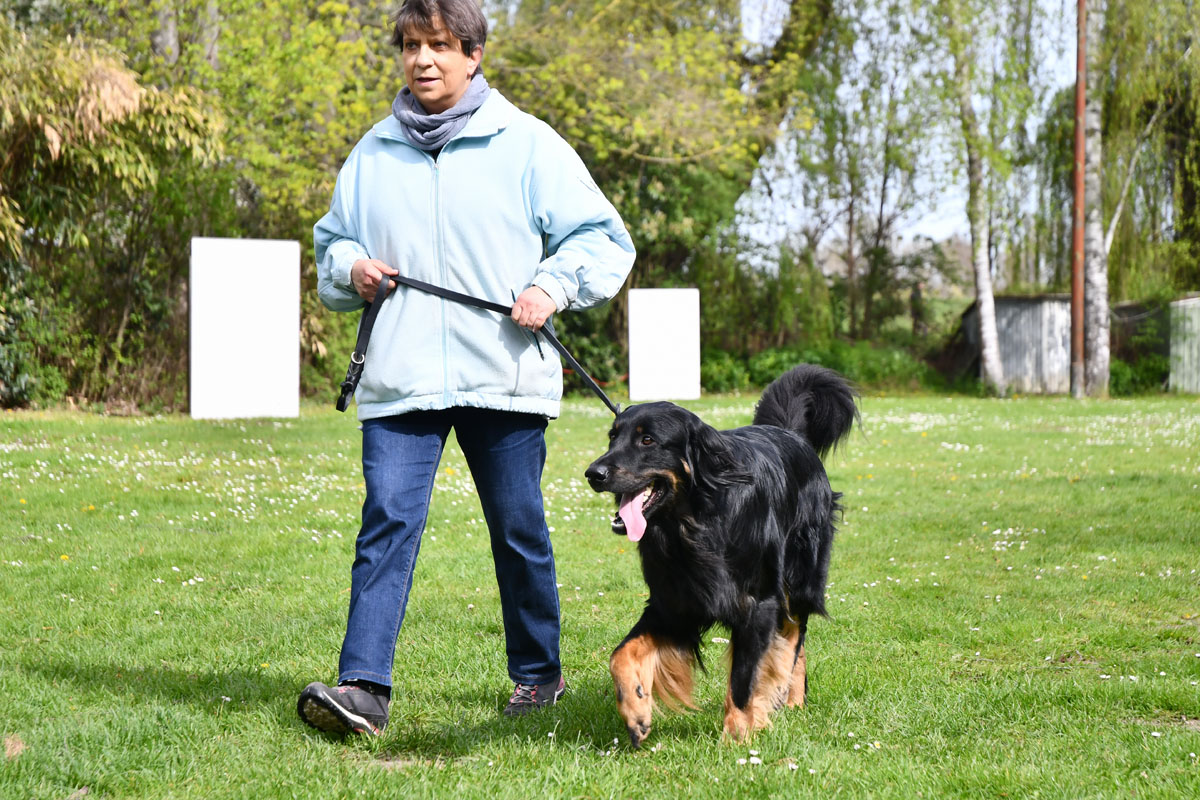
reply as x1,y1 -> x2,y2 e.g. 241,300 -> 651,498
585,463 -> 612,491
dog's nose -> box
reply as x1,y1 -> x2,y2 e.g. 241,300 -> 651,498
585,463 -> 610,487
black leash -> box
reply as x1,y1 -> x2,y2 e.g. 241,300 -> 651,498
336,273 -> 621,416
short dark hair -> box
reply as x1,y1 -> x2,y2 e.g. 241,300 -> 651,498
390,0 -> 488,56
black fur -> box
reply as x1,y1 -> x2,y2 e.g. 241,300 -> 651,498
585,364 -> 859,719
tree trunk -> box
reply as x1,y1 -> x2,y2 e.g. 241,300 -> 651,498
1083,0 -> 1108,396
201,0 -> 220,71
846,195 -> 858,339
947,4 -> 1005,395
150,2 -> 179,65
966,146 -> 1004,395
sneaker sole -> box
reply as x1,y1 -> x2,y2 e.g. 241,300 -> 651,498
297,684 -> 382,736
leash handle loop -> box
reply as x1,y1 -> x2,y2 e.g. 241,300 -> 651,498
335,276 -> 393,412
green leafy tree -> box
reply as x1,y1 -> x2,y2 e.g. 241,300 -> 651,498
52,0 -> 405,373
489,1 -> 827,272
8,1 -> 836,405
0,19 -> 222,406
1096,1 -> 1200,295
488,0 -> 830,358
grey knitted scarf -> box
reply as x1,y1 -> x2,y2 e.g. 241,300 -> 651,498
392,71 -> 491,151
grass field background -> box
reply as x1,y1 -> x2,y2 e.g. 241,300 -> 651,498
2,393 -> 1199,799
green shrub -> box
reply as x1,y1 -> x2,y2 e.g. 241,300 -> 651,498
836,340 -> 940,388
746,348 -> 803,386
700,349 -> 751,393
1110,354 -> 1169,396
28,364 -> 68,407
740,341 -> 941,391
1109,359 -> 1134,396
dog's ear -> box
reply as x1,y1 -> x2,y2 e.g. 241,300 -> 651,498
683,418 -> 749,495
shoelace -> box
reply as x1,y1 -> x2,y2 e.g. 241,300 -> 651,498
508,683 -> 539,705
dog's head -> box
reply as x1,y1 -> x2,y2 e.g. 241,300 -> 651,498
584,402 -> 743,541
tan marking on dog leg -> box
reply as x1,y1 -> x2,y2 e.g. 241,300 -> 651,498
787,643 -> 807,708
651,641 -> 696,711
611,635 -> 696,748
776,620 -> 807,708
746,631 -> 796,729
611,635 -> 658,748
720,627 -> 801,742
778,619 -> 808,708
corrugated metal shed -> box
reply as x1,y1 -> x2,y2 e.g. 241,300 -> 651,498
961,295 -> 1071,394
1170,296 -> 1200,393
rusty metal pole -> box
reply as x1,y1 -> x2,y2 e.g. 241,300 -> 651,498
1070,0 -> 1086,398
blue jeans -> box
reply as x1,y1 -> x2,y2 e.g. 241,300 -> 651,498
338,407 -> 561,688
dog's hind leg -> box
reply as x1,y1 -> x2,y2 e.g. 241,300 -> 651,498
723,600 -> 780,742
610,621 -> 695,749
783,616 -> 808,708
730,628 -> 797,737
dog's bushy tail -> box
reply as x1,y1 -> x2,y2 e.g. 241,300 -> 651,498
752,364 -> 859,458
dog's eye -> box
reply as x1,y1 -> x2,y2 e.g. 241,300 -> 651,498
640,435 -> 655,446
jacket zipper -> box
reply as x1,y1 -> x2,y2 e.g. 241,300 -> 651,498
432,152 -> 450,405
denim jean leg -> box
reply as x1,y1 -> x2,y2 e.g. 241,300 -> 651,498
339,413 -> 449,687
455,409 -> 560,685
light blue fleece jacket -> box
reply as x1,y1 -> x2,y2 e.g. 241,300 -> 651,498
315,91 -> 636,421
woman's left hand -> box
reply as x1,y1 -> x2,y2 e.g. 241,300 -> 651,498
511,286 -> 556,330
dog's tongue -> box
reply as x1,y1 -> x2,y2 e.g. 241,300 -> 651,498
618,491 -> 648,543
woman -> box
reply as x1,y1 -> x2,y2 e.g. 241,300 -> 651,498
297,0 -> 635,736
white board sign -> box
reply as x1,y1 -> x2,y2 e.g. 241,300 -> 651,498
628,288 -> 701,401
189,237 -> 300,419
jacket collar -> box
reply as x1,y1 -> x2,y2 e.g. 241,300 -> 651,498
371,90 -> 514,146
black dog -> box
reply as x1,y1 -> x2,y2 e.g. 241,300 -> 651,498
584,365 -> 858,746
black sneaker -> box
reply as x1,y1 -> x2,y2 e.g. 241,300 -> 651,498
503,676 -> 566,717
297,682 -> 389,736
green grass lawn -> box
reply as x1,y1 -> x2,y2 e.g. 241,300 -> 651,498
2,393 -> 1199,799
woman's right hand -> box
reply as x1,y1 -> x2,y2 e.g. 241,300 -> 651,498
351,259 -> 400,303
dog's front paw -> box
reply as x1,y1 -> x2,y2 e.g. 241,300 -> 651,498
626,718 -> 652,748
614,680 -> 654,748
722,698 -> 755,743
611,637 -> 657,749
722,713 -> 753,743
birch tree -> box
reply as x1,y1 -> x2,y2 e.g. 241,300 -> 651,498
150,1 -> 179,65
927,0 -> 1006,394
1083,0 -> 1108,396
